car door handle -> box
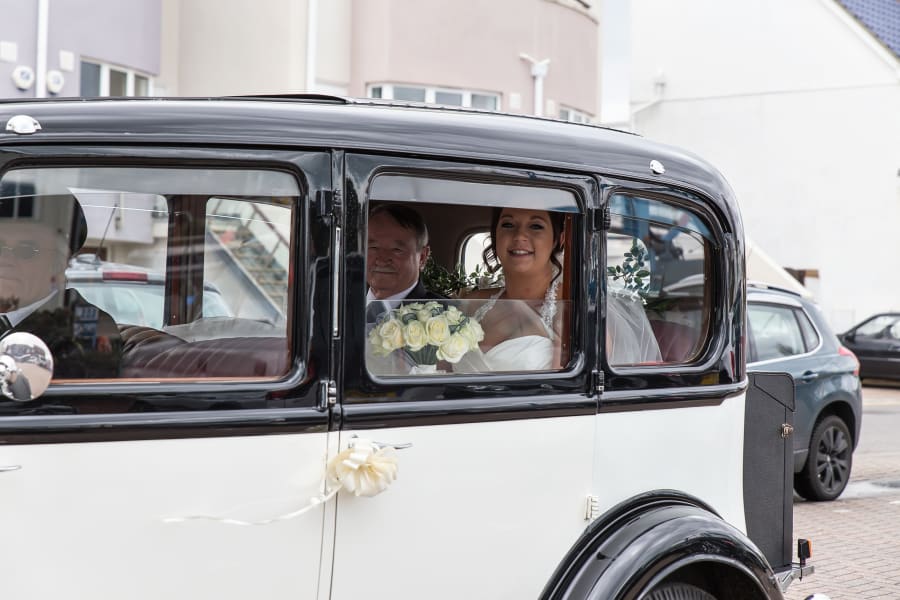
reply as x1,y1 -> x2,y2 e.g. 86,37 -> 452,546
800,371 -> 819,382
0,465 -> 21,473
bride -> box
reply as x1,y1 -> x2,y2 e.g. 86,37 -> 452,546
454,207 -> 566,373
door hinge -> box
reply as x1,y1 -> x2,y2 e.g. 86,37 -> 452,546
780,423 -> 794,438
318,379 -> 337,411
585,495 -> 601,521
314,189 -> 333,219
592,369 -> 605,395
590,205 -> 611,231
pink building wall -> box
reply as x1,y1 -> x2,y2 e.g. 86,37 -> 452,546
350,0 -> 597,116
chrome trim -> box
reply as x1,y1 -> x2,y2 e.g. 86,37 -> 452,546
332,225 -> 342,337
5,114 -> 41,135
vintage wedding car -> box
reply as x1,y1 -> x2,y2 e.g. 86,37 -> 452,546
0,97 -> 819,599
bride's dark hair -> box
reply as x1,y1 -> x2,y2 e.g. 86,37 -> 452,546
482,207 -> 565,281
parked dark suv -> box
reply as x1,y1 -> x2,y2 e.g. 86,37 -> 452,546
747,283 -> 862,501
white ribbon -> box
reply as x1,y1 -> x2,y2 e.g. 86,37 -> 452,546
163,438 -> 399,526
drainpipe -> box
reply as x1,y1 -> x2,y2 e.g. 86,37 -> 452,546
305,0 -> 318,92
520,53 -> 550,117
35,0 -> 49,98
629,71 -> 666,132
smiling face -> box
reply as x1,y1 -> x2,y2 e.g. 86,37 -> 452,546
367,210 -> 430,299
494,208 -> 559,278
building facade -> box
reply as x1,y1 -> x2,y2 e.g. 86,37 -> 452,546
0,0 -> 160,99
158,0 -> 600,120
624,0 -> 900,330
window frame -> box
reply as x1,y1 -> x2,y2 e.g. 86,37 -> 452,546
346,155 -> 596,401
80,59 -> 153,98
746,300 -> 823,365
0,151 -> 324,404
559,106 -> 592,124
366,83 -> 501,111
599,183 -> 732,394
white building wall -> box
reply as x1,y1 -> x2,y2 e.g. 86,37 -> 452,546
629,0 -> 900,331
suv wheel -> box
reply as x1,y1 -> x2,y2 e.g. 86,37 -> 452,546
795,414 -> 852,501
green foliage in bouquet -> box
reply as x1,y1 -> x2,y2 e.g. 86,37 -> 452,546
421,256 -> 502,297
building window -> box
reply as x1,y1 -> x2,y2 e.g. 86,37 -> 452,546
80,60 -> 153,98
559,106 -> 591,123
367,84 -> 500,111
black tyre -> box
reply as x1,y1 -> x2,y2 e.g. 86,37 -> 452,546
795,414 -> 853,501
644,582 -> 716,600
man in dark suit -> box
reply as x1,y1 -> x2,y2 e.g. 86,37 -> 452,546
0,195 -> 121,380
366,203 -> 444,321
365,204 -> 445,375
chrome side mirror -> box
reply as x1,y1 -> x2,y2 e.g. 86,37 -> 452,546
0,332 -> 53,402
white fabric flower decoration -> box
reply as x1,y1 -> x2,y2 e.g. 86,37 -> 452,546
327,439 -> 399,497
163,438 -> 401,526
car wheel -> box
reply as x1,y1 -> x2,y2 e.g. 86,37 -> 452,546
795,414 -> 853,501
644,582 -> 717,600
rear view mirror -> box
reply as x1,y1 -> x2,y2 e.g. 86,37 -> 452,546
0,332 -> 53,402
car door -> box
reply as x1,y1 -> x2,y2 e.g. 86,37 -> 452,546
0,150 -> 334,599
329,155 -> 597,599
844,315 -> 900,379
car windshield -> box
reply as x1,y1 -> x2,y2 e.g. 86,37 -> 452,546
72,281 -> 232,329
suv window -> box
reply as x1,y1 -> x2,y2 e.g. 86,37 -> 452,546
748,302 -> 816,362
0,167 -> 298,381
606,193 -> 714,366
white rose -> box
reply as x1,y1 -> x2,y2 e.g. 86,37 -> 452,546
378,318 -> 405,352
437,333 -> 471,363
406,302 -> 424,311
425,315 -> 451,345
368,327 -> 389,356
459,320 -> 485,349
424,301 -> 442,311
403,320 -> 427,351
444,305 -> 463,325
416,308 -> 433,323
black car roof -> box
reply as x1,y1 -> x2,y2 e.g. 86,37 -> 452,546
0,96 -> 739,222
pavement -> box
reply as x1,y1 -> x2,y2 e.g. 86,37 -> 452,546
784,384 -> 900,600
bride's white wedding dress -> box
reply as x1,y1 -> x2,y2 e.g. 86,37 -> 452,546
453,287 -> 556,373
454,334 -> 553,372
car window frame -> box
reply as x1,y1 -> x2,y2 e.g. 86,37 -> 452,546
0,150 -> 326,403
600,183 -> 730,392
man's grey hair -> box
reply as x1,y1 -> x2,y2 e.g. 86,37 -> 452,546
369,203 -> 429,250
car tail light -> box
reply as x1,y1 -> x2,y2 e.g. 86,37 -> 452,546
838,345 -> 860,376
102,271 -> 148,282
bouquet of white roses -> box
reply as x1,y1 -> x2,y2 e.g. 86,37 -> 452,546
368,301 -> 484,368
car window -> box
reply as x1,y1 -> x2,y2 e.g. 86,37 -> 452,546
748,303 -> 806,362
855,315 -> 898,337
364,176 -> 578,378
796,307 -> 820,351
0,167 -> 298,382
606,193 -> 714,366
